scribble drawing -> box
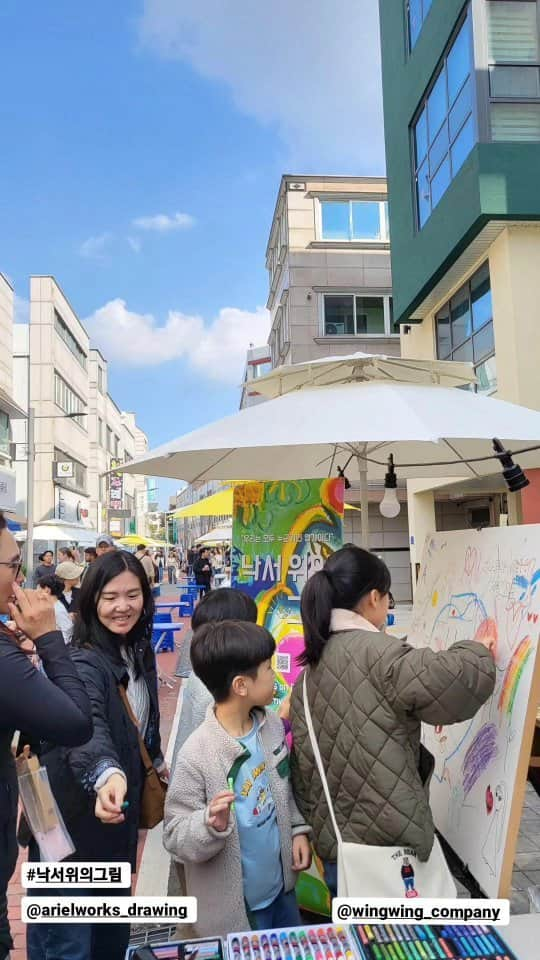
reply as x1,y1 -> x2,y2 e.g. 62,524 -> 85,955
498,637 -> 533,719
431,592 -> 488,652
481,783 -> 507,878
461,723 -> 498,796
431,721 -> 475,785
513,568 -> 540,602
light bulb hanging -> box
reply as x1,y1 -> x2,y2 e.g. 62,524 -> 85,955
380,454 -> 401,519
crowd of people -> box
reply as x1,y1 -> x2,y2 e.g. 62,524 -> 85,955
0,523 -> 497,959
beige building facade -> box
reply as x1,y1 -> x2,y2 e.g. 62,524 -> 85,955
12,276 -> 149,551
266,175 -> 397,368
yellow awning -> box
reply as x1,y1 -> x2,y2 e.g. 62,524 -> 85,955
174,486 -> 360,519
117,535 -> 169,547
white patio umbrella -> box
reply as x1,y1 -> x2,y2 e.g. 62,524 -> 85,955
249,351 -> 476,399
195,523 -> 233,546
121,381 -> 540,546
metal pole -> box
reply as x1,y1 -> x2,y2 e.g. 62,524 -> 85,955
25,406 -> 35,580
356,450 -> 370,551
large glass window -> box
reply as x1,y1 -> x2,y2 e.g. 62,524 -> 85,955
408,0 -> 433,50
54,310 -> 87,370
54,372 -> 86,427
435,263 -> 496,393
487,1 -> 540,140
320,200 -> 388,242
323,295 -> 395,336
412,13 -> 475,227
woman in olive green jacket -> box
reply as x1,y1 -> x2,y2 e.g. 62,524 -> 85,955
290,546 -> 496,896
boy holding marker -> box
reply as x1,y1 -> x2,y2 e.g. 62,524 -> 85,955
163,620 -> 312,937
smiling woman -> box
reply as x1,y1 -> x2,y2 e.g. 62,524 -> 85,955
0,511 -> 93,960
25,550 -> 165,960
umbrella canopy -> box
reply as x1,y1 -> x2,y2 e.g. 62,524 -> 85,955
15,521 -> 98,545
121,381 -> 540,484
195,523 -> 232,545
174,486 -> 361,519
117,535 -> 169,548
250,352 -> 476,399
121,381 -> 540,547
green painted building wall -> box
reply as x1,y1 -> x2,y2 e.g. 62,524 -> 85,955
379,0 -> 540,324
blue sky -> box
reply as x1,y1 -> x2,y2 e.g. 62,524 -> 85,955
0,0 -> 384,506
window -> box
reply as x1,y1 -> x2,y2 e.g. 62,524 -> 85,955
487,1 -> 540,141
413,14 -> 475,227
320,200 -> 388,242
408,0 -> 433,49
97,366 -> 104,394
98,416 -> 104,447
0,412 -> 9,457
251,360 -> 272,379
54,372 -> 86,427
107,425 -> 113,453
54,447 -> 87,492
114,435 -> 120,458
323,295 -> 395,336
54,310 -> 87,370
435,262 -> 496,393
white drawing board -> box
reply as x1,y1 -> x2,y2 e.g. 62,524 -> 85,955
408,526 -> 540,898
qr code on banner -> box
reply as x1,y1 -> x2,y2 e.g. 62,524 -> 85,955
276,653 -> 291,673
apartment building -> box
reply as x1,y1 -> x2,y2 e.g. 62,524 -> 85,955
12,276 -> 148,547
266,175 -> 397,368
0,274 -> 25,514
379,0 -> 540,582
240,344 -> 272,409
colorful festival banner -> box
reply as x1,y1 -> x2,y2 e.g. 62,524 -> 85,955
231,478 -> 344,707
231,478 -> 344,917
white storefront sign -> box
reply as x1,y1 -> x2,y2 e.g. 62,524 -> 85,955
0,466 -> 16,512
55,486 -> 92,527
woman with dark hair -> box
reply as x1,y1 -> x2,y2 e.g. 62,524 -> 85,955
172,588 -> 258,763
290,545 -> 497,896
0,513 -> 92,960
26,551 -> 165,960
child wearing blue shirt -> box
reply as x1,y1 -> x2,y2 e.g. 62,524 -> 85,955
163,620 -> 311,938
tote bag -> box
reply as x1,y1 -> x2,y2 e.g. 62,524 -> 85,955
302,673 -> 456,899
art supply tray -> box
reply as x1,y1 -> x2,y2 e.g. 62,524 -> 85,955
352,923 -> 519,960
227,924 -> 360,960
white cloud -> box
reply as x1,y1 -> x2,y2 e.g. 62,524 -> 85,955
127,236 -> 142,253
14,295 -> 30,324
84,298 -> 270,384
79,233 -> 113,260
138,0 -> 385,170
132,212 -> 195,232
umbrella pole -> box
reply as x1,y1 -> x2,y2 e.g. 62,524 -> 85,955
356,453 -> 370,551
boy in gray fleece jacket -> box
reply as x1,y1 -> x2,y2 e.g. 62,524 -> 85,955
163,621 -> 311,938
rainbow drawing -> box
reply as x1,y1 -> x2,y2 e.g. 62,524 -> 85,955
498,637 -> 534,718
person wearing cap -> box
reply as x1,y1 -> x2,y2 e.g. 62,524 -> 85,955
96,534 -> 116,557
55,560 -> 84,615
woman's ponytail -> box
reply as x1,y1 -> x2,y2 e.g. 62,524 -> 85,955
299,569 -> 335,666
299,545 -> 392,667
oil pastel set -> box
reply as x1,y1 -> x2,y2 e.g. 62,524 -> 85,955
353,924 -> 518,960
227,924 -> 359,960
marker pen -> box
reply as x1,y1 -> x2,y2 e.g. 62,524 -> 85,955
365,927 -> 375,943
356,928 -> 369,948
436,939 -> 453,960
371,945 -> 384,960
406,941 -> 423,960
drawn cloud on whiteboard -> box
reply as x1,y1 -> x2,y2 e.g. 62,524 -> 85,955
498,637 -> 533,718
461,723 -> 498,796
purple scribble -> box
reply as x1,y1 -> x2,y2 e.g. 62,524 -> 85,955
461,723 -> 498,797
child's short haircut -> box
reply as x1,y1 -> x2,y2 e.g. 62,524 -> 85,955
191,620 -> 276,702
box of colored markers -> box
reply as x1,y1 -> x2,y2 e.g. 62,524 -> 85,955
352,923 -> 519,960
227,924 -> 360,960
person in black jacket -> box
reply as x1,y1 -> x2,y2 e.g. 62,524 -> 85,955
193,547 -> 212,598
27,550 -> 165,960
0,513 -> 93,960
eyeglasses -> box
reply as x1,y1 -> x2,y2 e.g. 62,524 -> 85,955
0,560 -> 22,576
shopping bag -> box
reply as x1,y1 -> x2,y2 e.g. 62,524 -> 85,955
302,673 -> 456,899
16,753 -> 75,861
